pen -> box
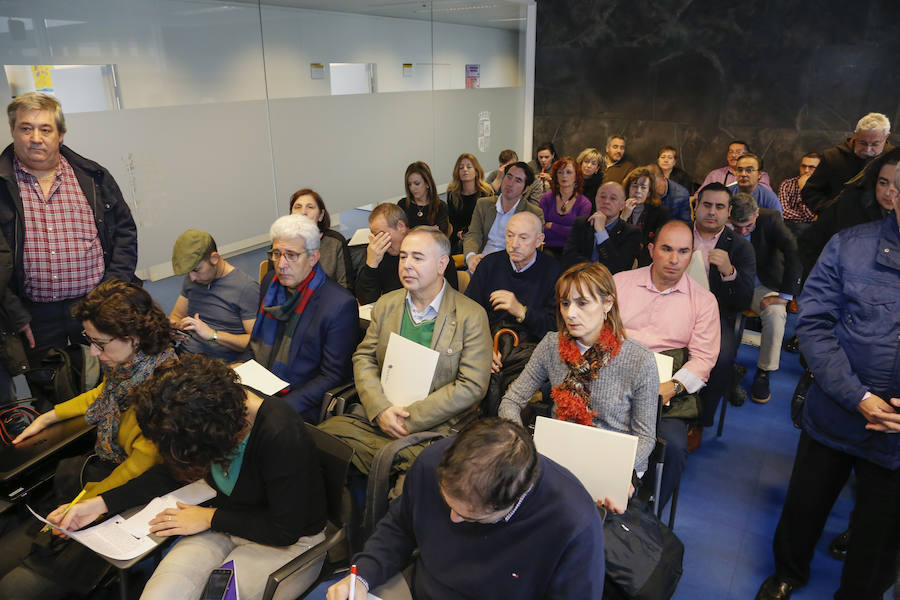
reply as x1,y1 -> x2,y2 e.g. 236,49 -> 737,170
349,564 -> 358,600
42,488 -> 86,533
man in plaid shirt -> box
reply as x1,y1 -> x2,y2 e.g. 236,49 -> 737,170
777,153 -> 821,241
0,92 -> 137,362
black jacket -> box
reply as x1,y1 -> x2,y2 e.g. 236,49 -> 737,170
702,225 -> 756,318
562,217 -> 641,274
799,177 -> 888,273
631,203 -> 670,267
749,209 -> 802,296
355,252 -> 459,306
801,139 -> 894,213
0,144 -> 138,297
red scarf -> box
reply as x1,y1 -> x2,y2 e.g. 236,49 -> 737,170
551,324 -> 622,426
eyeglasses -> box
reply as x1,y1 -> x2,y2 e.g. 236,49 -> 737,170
82,330 -> 114,351
266,249 -> 309,263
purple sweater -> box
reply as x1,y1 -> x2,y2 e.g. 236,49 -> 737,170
539,192 -> 592,248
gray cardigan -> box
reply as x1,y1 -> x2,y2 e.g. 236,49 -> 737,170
498,332 -> 659,472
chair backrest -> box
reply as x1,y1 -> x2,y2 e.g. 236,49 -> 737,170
306,423 -> 354,526
457,269 -> 470,294
259,259 -> 270,283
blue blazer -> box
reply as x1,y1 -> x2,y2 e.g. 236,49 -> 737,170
257,271 -> 359,423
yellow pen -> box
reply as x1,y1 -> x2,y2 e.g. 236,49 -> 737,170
42,488 -> 87,533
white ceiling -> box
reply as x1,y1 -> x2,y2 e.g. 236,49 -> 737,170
229,0 -> 530,31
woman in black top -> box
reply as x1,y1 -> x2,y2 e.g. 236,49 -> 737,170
397,161 -> 449,235
50,355 -> 328,600
446,153 -> 493,253
290,188 -> 353,289
620,166 -> 671,266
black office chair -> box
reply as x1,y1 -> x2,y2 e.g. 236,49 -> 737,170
262,424 -> 355,600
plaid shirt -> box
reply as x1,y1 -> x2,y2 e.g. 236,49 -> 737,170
778,176 -> 815,223
15,156 -> 104,302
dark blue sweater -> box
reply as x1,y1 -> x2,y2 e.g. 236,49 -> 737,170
464,250 -> 560,343
354,438 -> 605,599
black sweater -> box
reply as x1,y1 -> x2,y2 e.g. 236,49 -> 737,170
464,250 -> 560,343
103,396 -> 327,546
354,437 -> 605,599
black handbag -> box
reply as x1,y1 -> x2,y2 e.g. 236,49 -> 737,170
603,498 -> 684,600
658,348 -> 701,421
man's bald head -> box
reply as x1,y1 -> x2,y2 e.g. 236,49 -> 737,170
648,220 -> 694,291
506,211 -> 544,270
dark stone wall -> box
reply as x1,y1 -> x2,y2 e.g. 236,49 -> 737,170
534,0 -> 900,189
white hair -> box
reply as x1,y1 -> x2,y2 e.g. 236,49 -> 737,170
269,214 -> 320,250
855,112 -> 890,135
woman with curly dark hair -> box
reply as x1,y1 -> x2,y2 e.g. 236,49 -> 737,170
397,161 -> 449,234
50,355 -> 328,600
0,280 -> 175,599
13,279 -> 175,498
620,166 -> 671,266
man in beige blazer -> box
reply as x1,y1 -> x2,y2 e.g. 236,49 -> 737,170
320,226 -> 492,476
462,162 -> 544,272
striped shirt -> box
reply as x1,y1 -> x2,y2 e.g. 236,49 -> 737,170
15,155 -> 104,302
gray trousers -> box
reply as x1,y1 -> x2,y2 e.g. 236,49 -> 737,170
140,529 -> 325,600
750,284 -> 788,372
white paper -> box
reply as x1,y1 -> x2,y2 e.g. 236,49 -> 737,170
358,303 -> 374,321
685,250 -> 709,290
233,360 -> 289,395
653,352 -> 673,382
27,505 -> 157,561
532,417 -> 637,510
348,227 -> 372,246
122,480 -> 217,538
380,332 -> 439,407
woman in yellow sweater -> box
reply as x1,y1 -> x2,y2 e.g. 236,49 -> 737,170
13,279 -> 175,499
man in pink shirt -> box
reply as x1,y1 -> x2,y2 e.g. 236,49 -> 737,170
614,220 -> 720,509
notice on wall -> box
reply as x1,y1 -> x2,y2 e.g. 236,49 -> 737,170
465,64 -> 480,89
402,63 -> 414,78
310,63 -> 325,80
478,111 -> 491,153
31,65 -> 53,92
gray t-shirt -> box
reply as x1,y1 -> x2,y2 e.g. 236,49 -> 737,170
179,268 -> 259,361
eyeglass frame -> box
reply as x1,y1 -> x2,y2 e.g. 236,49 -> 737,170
266,248 -> 310,263
82,330 -> 115,351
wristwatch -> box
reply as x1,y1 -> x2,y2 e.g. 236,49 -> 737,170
672,380 -> 685,395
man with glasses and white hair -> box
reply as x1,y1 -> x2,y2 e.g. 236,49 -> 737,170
249,214 -> 357,423
802,112 -> 893,214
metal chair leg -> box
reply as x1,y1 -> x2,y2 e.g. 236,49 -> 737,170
118,568 -> 128,600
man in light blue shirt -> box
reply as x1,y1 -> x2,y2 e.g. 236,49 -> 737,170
731,153 -> 783,214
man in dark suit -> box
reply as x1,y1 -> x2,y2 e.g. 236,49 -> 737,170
251,214 -> 359,424
728,194 -> 802,403
692,183 -> 756,438
562,181 -> 641,273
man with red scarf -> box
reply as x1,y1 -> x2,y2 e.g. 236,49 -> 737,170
249,214 -> 358,424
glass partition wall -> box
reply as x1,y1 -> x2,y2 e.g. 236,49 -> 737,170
0,0 -> 531,280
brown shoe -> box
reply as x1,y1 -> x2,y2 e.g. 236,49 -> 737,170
687,424 -> 703,453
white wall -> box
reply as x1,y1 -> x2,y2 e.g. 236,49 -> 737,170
0,0 -> 527,279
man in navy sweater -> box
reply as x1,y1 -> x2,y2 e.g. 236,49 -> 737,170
327,418 -> 605,600
464,211 -> 560,413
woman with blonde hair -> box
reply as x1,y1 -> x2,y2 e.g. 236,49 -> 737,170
577,147 -> 604,205
446,153 -> 493,253
498,262 -> 658,501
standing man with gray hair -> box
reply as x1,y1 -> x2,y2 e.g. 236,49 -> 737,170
727,193 -> 801,403
249,214 -> 357,423
802,112 -> 893,213
0,92 -> 138,362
